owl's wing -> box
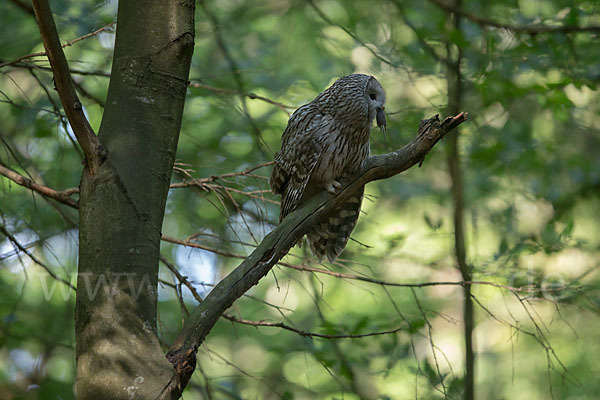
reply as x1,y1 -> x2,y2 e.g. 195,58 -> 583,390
270,106 -> 333,221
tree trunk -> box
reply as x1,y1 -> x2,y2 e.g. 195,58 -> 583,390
444,1 -> 475,398
75,1 -> 195,398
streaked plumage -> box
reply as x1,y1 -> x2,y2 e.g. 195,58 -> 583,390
270,74 -> 386,262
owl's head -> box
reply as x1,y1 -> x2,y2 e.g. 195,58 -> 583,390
365,77 -> 386,112
317,74 -> 387,132
365,77 -> 386,133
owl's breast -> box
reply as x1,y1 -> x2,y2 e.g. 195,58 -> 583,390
312,125 -> 371,185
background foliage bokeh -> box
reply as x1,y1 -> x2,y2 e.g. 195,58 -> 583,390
1,0 -> 599,399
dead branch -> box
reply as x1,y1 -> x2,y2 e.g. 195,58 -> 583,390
0,224 -> 75,290
31,0 -> 103,174
0,22 -> 115,69
160,255 -> 405,340
0,162 -> 79,208
429,0 -> 600,35
190,82 -> 293,114
164,112 -> 468,395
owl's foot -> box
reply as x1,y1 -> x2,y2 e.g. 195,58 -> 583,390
324,180 -> 342,194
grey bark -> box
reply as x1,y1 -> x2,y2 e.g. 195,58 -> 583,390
75,1 -> 195,399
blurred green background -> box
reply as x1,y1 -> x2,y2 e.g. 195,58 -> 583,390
1,0 -> 599,399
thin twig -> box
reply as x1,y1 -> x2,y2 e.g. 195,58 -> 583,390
429,0 -> 600,35
160,256 -> 406,339
308,0 -> 396,67
8,0 -> 34,16
0,224 -> 76,291
392,0 -> 448,64
4,62 -> 111,78
225,313 -> 405,339
199,0 -> 270,153
170,162 -> 274,189
31,0 -> 103,174
161,233 -> 580,295
0,162 -> 79,208
190,82 -> 293,115
165,113 -> 469,391
0,22 -> 115,69
27,68 -> 84,158
411,288 -> 448,397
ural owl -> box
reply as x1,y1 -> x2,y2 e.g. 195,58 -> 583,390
270,74 -> 386,262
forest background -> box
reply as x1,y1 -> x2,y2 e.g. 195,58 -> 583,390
1,0 -> 599,399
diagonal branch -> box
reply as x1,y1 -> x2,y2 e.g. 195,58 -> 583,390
199,0 -> 270,154
391,0 -> 449,65
190,82 -> 293,115
223,314 -> 406,339
0,162 -> 79,208
8,0 -> 34,16
160,255 -> 406,339
163,112 -> 468,396
0,224 -> 76,291
31,0 -> 104,174
429,0 -> 600,35
0,22 -> 115,69
308,0 -> 396,67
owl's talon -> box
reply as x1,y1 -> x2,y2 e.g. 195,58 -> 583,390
325,180 -> 342,194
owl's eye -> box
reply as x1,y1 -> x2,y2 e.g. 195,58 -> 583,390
369,93 -> 377,100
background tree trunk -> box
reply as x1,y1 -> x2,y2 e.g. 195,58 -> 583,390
75,1 -> 195,398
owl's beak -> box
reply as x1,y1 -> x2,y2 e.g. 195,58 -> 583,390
376,106 -> 386,134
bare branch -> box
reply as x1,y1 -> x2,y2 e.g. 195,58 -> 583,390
442,2 -> 474,398
163,233 -> 581,295
165,112 -> 468,391
0,22 -> 115,69
27,68 -> 84,158
3,61 -> 111,78
429,0 -> 600,35
169,161 -> 273,189
0,224 -> 75,291
8,0 -> 34,16
7,161 -> 273,208
199,0 -> 269,152
31,0 -> 103,174
190,82 -> 293,115
307,0 -> 396,67
160,255 -> 405,340
391,0 -> 449,65
0,162 -> 79,208
224,313 -> 404,339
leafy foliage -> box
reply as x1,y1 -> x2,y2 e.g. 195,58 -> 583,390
1,0 -> 600,399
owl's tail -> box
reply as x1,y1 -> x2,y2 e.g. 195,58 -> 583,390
306,186 -> 364,263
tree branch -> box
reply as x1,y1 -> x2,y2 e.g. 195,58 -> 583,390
222,314 -> 406,339
31,0 -> 103,174
0,162 -> 79,208
429,0 -> 600,35
391,0 -> 449,65
190,82 -> 293,115
308,0 -> 396,67
160,255 -> 406,340
162,234 -> 578,295
8,0 -> 34,16
199,0 -> 269,153
0,22 -> 115,69
164,111 -> 468,395
444,2 -> 474,398
0,224 -> 75,291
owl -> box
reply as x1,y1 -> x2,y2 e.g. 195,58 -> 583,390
269,74 -> 386,262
